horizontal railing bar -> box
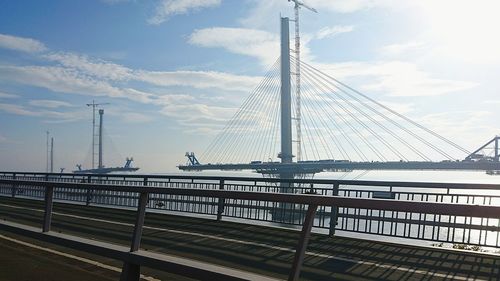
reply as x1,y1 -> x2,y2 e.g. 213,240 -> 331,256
0,220 -> 278,281
2,171 -> 500,190
2,179 -> 500,218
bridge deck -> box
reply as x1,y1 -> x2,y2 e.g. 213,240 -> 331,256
0,197 -> 499,281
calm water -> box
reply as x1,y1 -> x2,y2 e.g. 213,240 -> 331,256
163,169 -> 500,184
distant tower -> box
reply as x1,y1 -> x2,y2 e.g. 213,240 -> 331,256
86,100 -> 109,169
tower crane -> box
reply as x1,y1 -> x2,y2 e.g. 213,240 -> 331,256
86,100 -> 110,169
287,0 -> 317,162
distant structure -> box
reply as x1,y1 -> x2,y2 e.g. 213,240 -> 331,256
466,136 -> 500,162
179,12 -> 500,175
74,106 -> 139,174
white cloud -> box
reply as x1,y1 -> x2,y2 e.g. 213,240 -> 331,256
0,102 -> 87,122
0,33 -> 47,53
0,65 -> 122,98
136,70 -> 262,92
380,41 -> 425,56
189,27 -> 279,67
306,0 -> 393,13
43,52 -> 134,81
148,0 -> 221,25
0,103 -> 38,116
0,92 -> 19,99
315,25 -> 354,40
312,61 -> 477,97
29,99 -> 73,108
240,0 -> 393,29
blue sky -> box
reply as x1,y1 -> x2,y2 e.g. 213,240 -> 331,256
0,0 -> 499,172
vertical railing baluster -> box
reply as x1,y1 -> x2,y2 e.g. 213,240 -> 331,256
120,188 -> 148,281
289,203 -> 318,281
329,183 -> 339,237
217,179 -> 225,221
11,173 -> 16,198
42,184 -> 54,232
86,175 -> 92,206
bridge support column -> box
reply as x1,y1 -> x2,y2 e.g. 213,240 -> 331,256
120,190 -> 148,281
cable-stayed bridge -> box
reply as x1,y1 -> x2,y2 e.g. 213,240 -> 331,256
179,17 -> 500,175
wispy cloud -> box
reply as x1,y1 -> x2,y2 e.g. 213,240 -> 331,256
313,61 -> 477,97
380,41 -> 425,56
0,91 -> 20,99
29,99 -> 73,109
136,69 -> 261,92
0,102 -> 86,122
148,0 -> 221,25
43,52 -> 134,81
315,25 -> 354,40
189,27 -> 279,67
187,24 -> 353,67
0,33 -> 47,53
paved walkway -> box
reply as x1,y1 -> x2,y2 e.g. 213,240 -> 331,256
0,196 -> 499,281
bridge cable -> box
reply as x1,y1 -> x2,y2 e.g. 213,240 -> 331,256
298,59 -> 470,156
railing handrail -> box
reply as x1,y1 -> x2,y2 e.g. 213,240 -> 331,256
1,171 -> 500,190
2,178 -> 499,218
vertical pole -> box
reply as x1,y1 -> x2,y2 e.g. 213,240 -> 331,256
294,2 -> 302,162
50,137 -> 54,173
43,185 -> 54,232
329,183 -> 339,237
120,183 -> 148,281
93,102 -> 95,169
495,136 -> 499,162
217,179 -> 225,221
280,17 -> 293,165
46,131 -> 49,172
288,204 -> 318,281
98,109 -> 104,169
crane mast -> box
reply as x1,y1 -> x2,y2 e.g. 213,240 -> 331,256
289,0 -> 317,162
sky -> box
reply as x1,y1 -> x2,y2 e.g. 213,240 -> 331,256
0,0 -> 499,173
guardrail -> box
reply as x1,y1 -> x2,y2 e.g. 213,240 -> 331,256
1,172 -> 500,248
1,177 -> 500,281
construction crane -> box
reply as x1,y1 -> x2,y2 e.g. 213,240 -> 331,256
288,0 -> 317,162
86,100 -> 110,169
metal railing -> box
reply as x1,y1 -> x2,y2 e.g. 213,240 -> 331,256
1,176 -> 500,281
1,172 -> 500,248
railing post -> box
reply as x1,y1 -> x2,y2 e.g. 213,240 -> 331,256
11,173 -> 16,198
42,185 -> 54,232
217,179 -> 225,221
289,204 -> 318,281
329,183 -> 339,237
86,175 -> 92,206
120,185 -> 148,281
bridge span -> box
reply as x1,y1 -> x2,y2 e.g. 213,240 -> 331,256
178,159 -> 500,173
1,172 -> 500,280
